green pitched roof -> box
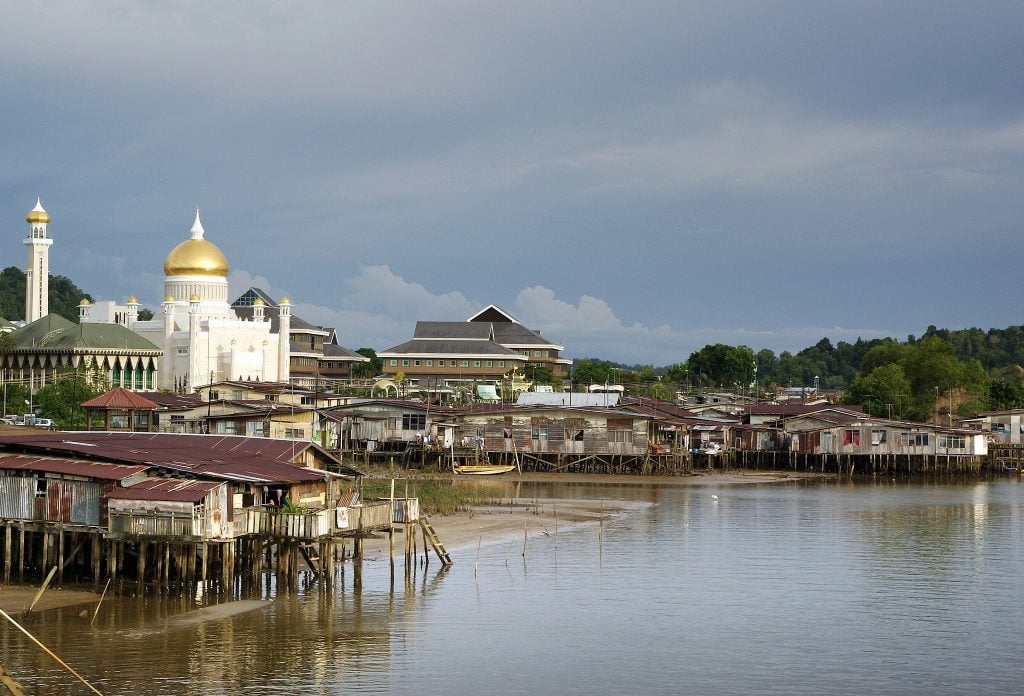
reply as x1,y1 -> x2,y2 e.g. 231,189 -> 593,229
9,314 -> 161,352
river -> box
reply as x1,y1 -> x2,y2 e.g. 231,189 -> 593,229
2,477 -> 1022,694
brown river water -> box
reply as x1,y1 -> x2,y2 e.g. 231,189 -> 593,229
2,477 -> 1022,695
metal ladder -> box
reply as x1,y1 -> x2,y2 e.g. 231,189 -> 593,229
418,515 -> 453,566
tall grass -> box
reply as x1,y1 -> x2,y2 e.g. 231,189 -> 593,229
358,479 -> 512,516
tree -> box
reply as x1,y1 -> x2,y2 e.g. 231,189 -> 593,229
137,308 -> 154,321
352,348 -> 383,378
845,364 -> 911,418
686,344 -> 755,389
571,358 -> 616,388
34,368 -> 106,427
0,267 -> 92,322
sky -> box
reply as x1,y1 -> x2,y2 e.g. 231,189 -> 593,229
2,1 -> 1023,366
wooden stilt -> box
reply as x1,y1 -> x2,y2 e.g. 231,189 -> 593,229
4,525 -> 11,585
137,541 -> 148,594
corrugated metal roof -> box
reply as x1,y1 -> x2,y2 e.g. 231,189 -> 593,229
106,478 -> 221,502
0,432 -> 361,482
0,454 -> 148,480
517,392 -> 620,407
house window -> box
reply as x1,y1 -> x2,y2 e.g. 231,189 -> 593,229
402,359 -> 409,367
414,360 -> 421,367
170,414 -> 185,424
901,433 -> 930,447
460,360 -> 469,368
402,413 -> 426,430
567,428 -> 584,442
871,430 -> 887,446
843,429 -> 861,446
486,360 -> 493,368
609,429 -> 633,443
300,396 -> 314,405
426,360 -> 433,367
209,390 -> 220,400
533,350 -> 542,357
497,361 -> 505,368
134,413 -> 149,429
531,427 -> 548,441
473,360 -> 481,368
939,435 -> 965,449
35,478 -> 47,497
389,359 -> 398,367
176,347 -> 188,355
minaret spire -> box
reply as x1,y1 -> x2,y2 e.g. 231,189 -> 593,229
190,208 -> 205,239
24,197 -> 53,323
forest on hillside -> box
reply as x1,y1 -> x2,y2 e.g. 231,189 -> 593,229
572,324 -> 1024,422
0,266 -> 92,323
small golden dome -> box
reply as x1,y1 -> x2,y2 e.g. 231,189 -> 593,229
79,298 -> 91,306
127,296 -> 138,304
164,294 -> 175,302
26,198 -> 50,224
189,294 -> 201,302
253,298 -> 265,306
279,296 -> 291,305
163,239 -> 229,277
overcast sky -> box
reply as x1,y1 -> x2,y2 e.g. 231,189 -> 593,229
3,1 -> 1022,366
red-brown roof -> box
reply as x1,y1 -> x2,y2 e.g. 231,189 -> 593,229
81,388 -> 159,411
106,478 -> 221,503
0,454 -> 148,480
0,432 -> 361,482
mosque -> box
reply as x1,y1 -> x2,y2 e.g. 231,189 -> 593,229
80,210 -> 291,391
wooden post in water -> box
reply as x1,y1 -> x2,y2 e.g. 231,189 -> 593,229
17,524 -> 24,582
56,528 -> 65,586
137,541 -> 148,594
199,542 -> 208,592
4,525 -> 11,584
91,535 -> 101,592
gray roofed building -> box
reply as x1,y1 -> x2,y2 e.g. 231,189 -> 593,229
379,305 -> 572,400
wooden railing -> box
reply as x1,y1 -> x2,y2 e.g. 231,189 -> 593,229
238,501 -> 393,540
109,509 -> 200,538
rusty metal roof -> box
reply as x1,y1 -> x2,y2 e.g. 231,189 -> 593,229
106,478 -> 221,502
0,454 -> 148,480
81,387 -> 159,410
0,432 -> 361,483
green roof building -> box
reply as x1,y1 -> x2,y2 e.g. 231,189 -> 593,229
1,313 -> 162,391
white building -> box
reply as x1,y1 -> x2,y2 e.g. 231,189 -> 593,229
24,198 -> 52,323
81,210 -> 291,392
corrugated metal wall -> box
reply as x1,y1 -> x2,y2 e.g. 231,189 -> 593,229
0,477 -> 100,525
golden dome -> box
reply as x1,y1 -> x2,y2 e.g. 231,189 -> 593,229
26,198 -> 50,224
163,239 -> 229,277
163,209 -> 229,277
279,296 -> 291,305
164,294 -> 175,302
189,294 -> 201,302
79,298 -> 91,306
253,298 -> 265,306
127,296 -> 138,304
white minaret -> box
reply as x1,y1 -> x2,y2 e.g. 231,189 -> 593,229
24,198 -> 52,323
278,296 -> 291,382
